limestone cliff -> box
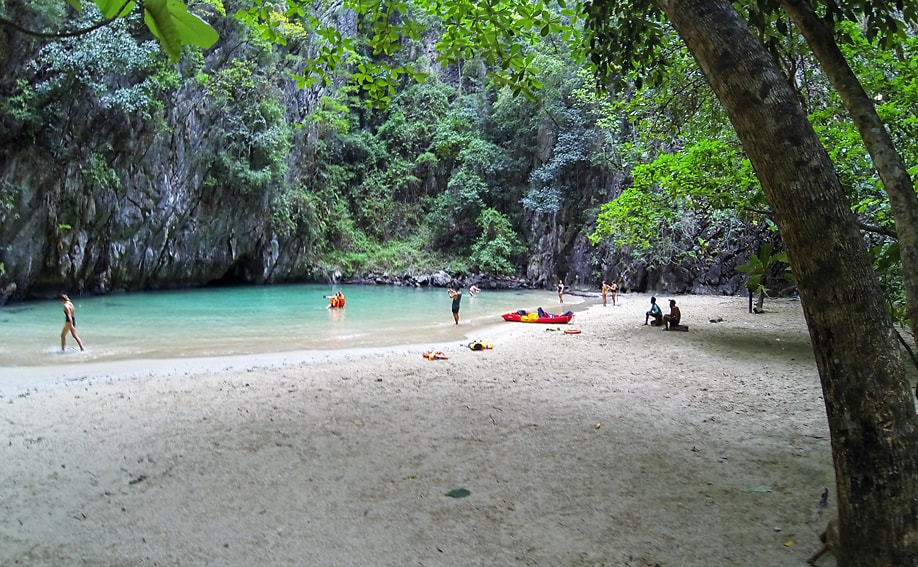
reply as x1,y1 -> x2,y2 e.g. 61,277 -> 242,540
0,6 -> 764,305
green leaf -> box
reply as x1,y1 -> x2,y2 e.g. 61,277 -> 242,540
144,0 -> 218,61
735,264 -> 756,274
168,0 -> 219,49
873,242 -> 901,272
93,0 -> 134,18
144,0 -> 182,61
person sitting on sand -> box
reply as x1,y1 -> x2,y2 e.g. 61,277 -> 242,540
663,299 -> 682,330
645,296 -> 663,326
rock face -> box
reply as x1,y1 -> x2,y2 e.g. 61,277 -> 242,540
1,98 -> 314,302
0,17 -> 324,304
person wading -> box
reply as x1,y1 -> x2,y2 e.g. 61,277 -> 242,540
59,294 -> 85,351
448,286 -> 462,325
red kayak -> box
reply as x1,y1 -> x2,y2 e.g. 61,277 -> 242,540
502,309 -> 574,324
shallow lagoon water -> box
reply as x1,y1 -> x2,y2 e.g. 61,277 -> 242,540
0,284 -> 575,368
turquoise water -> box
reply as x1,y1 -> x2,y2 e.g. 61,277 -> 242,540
0,284 -> 576,367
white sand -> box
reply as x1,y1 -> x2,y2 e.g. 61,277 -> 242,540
0,294 -> 838,566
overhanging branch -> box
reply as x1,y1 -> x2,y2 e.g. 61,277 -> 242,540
857,221 -> 898,239
0,0 -> 132,39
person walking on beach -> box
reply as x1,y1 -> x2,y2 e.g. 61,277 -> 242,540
610,281 -> 618,306
448,286 -> 462,324
601,281 -> 610,306
557,279 -> 565,303
59,294 -> 85,351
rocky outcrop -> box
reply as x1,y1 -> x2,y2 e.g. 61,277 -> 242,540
0,94 -> 312,302
345,270 -> 537,291
0,15 -> 326,304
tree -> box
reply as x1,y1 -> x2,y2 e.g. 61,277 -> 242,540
735,243 -> 790,313
776,0 -> 918,352
470,207 -> 524,275
648,0 -> 918,562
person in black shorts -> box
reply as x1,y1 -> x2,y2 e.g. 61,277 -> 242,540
663,299 -> 682,330
448,286 -> 462,325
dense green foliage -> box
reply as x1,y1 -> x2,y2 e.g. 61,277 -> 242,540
238,0 -> 583,104
241,28 -> 621,278
589,33 -> 768,270
587,19 -> 916,325
808,21 -> 918,323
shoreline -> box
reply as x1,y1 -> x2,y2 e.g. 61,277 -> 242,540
0,284 -> 587,373
0,294 -> 587,397
0,316 -> 540,398
1,294 -> 841,566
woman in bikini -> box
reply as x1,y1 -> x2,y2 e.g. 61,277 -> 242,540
60,294 -> 85,351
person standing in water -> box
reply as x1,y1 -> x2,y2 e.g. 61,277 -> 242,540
557,279 -> 565,303
59,294 -> 85,351
448,286 -> 462,324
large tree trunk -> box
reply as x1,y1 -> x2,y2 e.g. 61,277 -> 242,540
656,0 -> 918,564
780,0 -> 918,354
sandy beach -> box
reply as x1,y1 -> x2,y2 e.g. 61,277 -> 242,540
0,294 -> 840,566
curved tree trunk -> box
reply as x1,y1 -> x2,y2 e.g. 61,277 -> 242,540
656,0 -> 918,564
779,0 -> 918,354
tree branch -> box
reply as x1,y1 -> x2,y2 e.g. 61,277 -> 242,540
0,0 -> 132,39
857,221 -> 898,239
